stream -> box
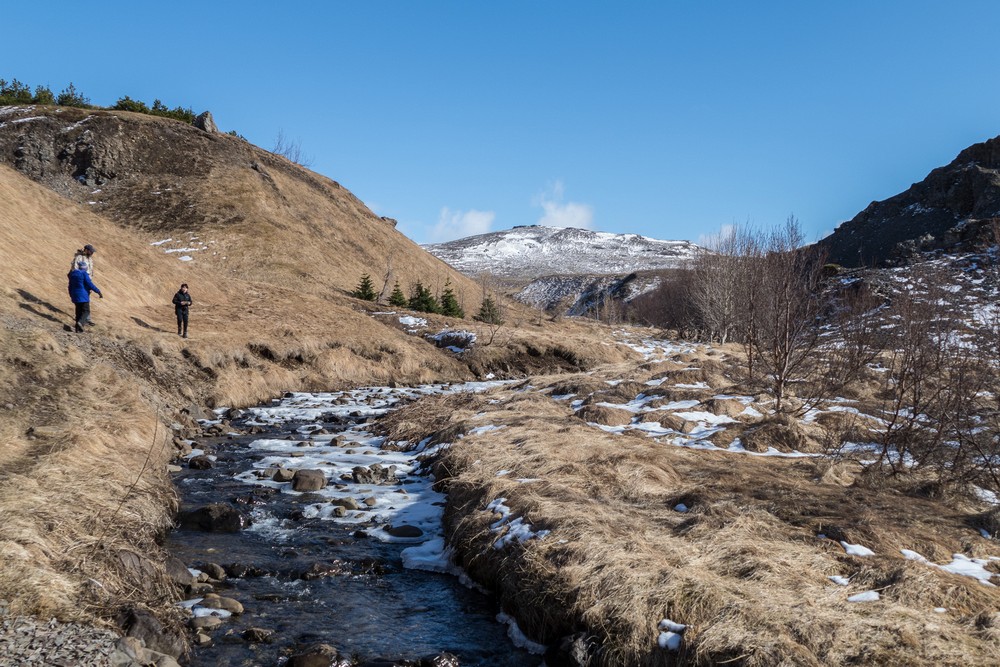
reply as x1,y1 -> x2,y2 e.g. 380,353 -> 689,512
166,383 -> 542,666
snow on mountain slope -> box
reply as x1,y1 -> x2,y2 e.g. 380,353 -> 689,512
423,225 -> 699,280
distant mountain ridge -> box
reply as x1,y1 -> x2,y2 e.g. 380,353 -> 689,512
821,134 -> 1000,266
423,225 -> 699,281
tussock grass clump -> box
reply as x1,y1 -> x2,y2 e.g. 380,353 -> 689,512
575,404 -> 633,427
638,411 -> 697,434
742,414 -> 822,453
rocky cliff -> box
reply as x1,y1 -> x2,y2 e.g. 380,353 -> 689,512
821,134 -> 1000,266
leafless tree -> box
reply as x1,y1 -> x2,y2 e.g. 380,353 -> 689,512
474,272 -> 509,347
689,227 -> 744,344
377,251 -> 396,303
272,129 -> 313,167
748,218 -> 828,412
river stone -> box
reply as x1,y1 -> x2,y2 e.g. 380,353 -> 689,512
273,468 -> 295,483
242,627 -> 275,643
189,455 -> 213,470
290,451 -> 305,458
189,616 -> 224,631
287,643 -> 345,667
117,608 -> 186,658
352,463 -> 397,485
193,631 -> 213,647
167,464 -> 182,473
189,582 -> 214,595
200,593 -> 244,615
331,497 -> 360,511
332,506 -> 347,518
200,563 -> 226,581
363,496 -> 377,507
293,469 -> 327,491
225,563 -> 268,578
384,524 -> 424,538
178,503 -> 248,532
164,555 -> 196,588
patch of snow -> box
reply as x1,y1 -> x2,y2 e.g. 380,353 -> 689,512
847,590 -> 880,602
487,497 -> 550,549
656,618 -> 686,650
840,541 -> 876,557
399,315 -> 427,329
497,612 -> 548,654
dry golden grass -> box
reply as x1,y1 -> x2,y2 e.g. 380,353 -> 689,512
0,160 -> 636,626
379,377 -> 1000,666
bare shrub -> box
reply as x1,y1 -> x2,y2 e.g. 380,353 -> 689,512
272,129 -> 313,167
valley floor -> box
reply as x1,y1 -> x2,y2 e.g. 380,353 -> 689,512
376,331 -> 1000,666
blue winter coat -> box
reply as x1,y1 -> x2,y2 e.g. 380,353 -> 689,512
68,268 -> 101,303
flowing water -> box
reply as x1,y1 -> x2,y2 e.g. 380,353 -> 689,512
166,383 -> 542,666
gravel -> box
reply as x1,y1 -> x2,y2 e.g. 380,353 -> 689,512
0,601 -> 119,667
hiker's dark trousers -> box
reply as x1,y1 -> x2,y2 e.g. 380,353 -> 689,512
176,307 -> 189,334
74,301 -> 91,332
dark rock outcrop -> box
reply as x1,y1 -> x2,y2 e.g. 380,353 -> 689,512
193,111 -> 218,134
820,134 -> 1000,267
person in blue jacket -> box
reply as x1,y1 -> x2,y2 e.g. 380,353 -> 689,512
68,260 -> 102,332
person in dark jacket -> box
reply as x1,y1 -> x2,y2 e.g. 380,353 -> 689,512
67,260 -> 102,332
172,283 -> 192,338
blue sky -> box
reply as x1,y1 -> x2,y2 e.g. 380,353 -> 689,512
5,2 -> 1000,245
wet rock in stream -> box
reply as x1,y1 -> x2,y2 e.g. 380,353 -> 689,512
292,469 -> 328,491
178,503 -> 249,532
353,463 -> 398,485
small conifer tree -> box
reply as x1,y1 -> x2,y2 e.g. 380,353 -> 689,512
352,274 -> 377,301
56,82 -> 90,108
475,297 -> 504,325
388,281 -> 407,307
408,281 -> 440,313
439,281 -> 465,318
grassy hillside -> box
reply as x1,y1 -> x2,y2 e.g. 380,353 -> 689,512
0,124 -> 633,629
0,105 -> 480,305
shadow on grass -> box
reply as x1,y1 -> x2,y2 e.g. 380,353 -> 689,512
131,316 -> 167,333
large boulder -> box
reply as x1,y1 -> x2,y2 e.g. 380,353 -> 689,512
292,469 -> 327,492
194,111 -> 218,133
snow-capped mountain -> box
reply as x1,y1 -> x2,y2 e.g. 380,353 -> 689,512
423,226 -> 699,281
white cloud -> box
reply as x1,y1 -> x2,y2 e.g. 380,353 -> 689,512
429,207 -> 496,242
534,180 -> 594,230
